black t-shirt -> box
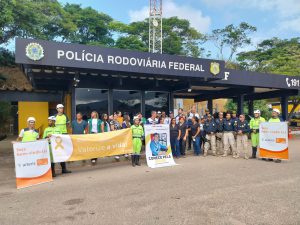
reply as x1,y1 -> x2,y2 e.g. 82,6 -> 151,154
178,122 -> 188,138
190,123 -> 200,137
170,124 -> 179,138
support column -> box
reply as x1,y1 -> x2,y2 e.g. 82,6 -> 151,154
207,99 -> 213,113
169,92 -> 174,113
237,95 -> 244,115
248,99 -> 254,116
108,89 -> 113,116
71,88 -> 76,120
141,91 -> 145,115
281,95 -> 288,121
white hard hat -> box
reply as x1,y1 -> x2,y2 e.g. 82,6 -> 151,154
133,116 -> 139,120
56,104 -> 64,109
254,110 -> 261,114
27,117 -> 36,122
48,116 -> 56,121
273,108 -> 280,114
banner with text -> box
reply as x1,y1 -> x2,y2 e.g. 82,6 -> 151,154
50,129 -> 133,162
144,124 -> 176,168
259,122 -> 288,160
13,140 -> 52,189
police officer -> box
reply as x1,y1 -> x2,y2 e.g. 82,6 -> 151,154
54,104 -> 71,174
222,113 -> 236,157
43,116 -> 62,177
215,112 -> 224,155
203,109 -> 211,121
17,117 -> 39,142
131,116 -> 144,166
235,114 -> 250,159
249,110 -> 265,159
203,114 -> 217,156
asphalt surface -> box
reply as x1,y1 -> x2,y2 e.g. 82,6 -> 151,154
0,136 -> 300,225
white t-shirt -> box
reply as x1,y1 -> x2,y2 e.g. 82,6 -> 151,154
91,119 -> 98,133
188,112 -> 200,120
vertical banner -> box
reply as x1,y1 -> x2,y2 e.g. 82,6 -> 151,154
144,124 -> 176,168
13,140 -> 53,189
259,122 -> 289,160
50,129 -> 133,162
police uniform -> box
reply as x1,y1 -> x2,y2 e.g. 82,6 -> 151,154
222,119 -> 236,157
43,123 -> 62,177
235,119 -> 250,159
215,118 -> 224,154
131,122 -> 144,166
249,116 -> 265,158
203,120 -> 217,156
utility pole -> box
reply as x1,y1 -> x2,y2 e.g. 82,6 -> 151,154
149,0 -> 162,54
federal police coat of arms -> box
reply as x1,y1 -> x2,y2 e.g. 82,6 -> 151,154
210,62 -> 220,76
25,43 -> 44,61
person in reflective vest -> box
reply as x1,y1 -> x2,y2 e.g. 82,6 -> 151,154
131,116 -> 144,167
43,116 -> 62,177
268,108 -> 283,163
54,104 -> 71,174
17,117 -> 39,142
249,110 -> 265,159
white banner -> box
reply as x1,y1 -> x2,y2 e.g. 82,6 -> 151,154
144,124 -> 176,168
259,122 -> 288,160
13,140 -> 53,189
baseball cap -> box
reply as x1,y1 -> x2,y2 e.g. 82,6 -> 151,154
56,104 -> 64,109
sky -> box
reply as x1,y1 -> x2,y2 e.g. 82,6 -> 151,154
58,0 -> 300,58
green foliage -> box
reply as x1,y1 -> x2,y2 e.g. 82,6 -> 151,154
237,37 -> 300,76
209,22 -> 257,61
0,101 -> 12,124
224,99 -> 271,120
0,48 -> 15,66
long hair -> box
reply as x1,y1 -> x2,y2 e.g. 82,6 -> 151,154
91,111 -> 99,119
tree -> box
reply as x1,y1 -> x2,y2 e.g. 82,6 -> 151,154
62,4 -> 114,46
237,38 -> 300,119
0,0 -> 75,45
111,17 -> 205,57
209,22 -> 257,62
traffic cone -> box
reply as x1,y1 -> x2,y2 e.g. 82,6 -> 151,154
288,128 -> 293,139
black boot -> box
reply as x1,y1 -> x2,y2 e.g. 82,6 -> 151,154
51,163 -> 56,177
131,155 -> 136,167
135,155 -> 141,166
251,147 -> 257,159
61,162 -> 72,174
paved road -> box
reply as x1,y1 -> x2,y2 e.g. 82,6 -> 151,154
0,136 -> 300,225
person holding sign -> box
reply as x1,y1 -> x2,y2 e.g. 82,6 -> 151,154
235,114 -> 251,159
54,104 -> 71,174
43,116 -> 62,177
131,116 -> 144,167
249,110 -> 265,159
17,117 -> 39,142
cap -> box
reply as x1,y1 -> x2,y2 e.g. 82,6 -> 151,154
273,108 -> 280,114
56,104 -> 64,109
157,111 -> 161,114
205,109 -> 210,112
254,110 -> 261,114
27,117 -> 36,122
48,116 -> 56,121
133,116 -> 139,120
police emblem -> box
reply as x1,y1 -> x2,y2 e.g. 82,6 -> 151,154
25,43 -> 44,61
210,62 -> 220,76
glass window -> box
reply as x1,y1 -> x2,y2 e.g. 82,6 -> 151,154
145,92 -> 169,118
75,88 -> 108,119
113,90 -> 141,118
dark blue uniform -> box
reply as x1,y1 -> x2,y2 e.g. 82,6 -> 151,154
223,119 -> 235,132
235,120 -> 250,134
204,120 -> 217,133
215,118 -> 224,132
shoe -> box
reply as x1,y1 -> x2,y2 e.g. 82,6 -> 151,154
203,153 -> 207,157
61,162 -> 72,174
62,169 -> 72,174
91,159 -> 96,165
51,163 -> 56,177
244,155 -> 249,160
274,159 -> 282,163
222,153 -> 227,157
115,156 -> 120,162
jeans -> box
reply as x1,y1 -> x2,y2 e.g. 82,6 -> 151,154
179,137 -> 186,155
170,137 -> 180,157
193,136 -> 202,155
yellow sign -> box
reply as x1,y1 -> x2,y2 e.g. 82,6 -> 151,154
50,129 -> 133,162
210,62 -> 220,76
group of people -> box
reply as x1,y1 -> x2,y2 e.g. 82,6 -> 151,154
17,103 -> 284,178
